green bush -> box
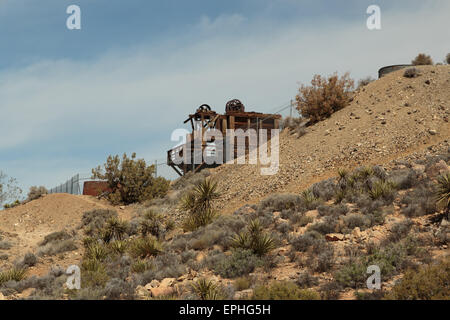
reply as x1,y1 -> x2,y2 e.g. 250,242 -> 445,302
385,259 -> 450,300
128,236 -> 162,259
0,268 -> 27,286
92,153 -> 169,204
191,278 -> 224,300
253,281 -> 320,300
295,72 -> 354,124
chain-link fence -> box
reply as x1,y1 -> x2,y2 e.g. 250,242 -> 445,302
48,174 -> 81,195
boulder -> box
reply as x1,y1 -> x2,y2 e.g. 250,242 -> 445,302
150,286 -> 175,298
0,292 -> 5,300
426,160 -> 449,179
160,277 -> 176,287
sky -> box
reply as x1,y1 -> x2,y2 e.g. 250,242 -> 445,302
0,0 -> 449,197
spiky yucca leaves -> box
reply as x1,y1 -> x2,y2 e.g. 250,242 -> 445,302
128,236 -> 162,259
301,189 -> 320,210
131,259 -> 153,273
0,268 -> 27,285
191,278 -> 223,300
85,243 -> 109,261
180,179 -> 220,231
101,217 -> 129,243
109,240 -> 128,255
436,173 -> 450,213
368,180 -> 396,200
232,219 -> 275,256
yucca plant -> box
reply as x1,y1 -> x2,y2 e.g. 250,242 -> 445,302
338,168 -> 349,182
232,219 -> 275,256
180,179 -> 220,231
368,180 -> 395,200
128,236 -> 162,259
131,259 -> 153,273
301,189 -> 319,210
191,278 -> 223,300
109,240 -> 128,255
436,173 -> 450,213
101,217 -> 129,242
85,243 -> 109,261
358,166 -> 374,179
0,268 -> 27,285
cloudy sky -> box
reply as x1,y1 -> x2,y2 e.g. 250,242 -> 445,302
0,0 -> 449,195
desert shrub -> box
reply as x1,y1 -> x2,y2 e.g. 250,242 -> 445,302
388,169 -> 417,190
355,290 -> 386,300
210,249 -> 262,279
293,214 -> 313,227
258,194 -> 303,212
334,261 -> 367,289
387,219 -> 413,243
276,221 -> 292,234
131,259 -> 152,274
234,276 -> 252,291
91,153 -> 169,204
191,278 -> 224,300
403,68 -> 419,78
101,217 -> 129,243
253,281 -> 320,300
0,268 -> 27,286
412,53 -> 433,66
138,209 -> 166,238
81,258 -> 109,288
301,190 -> 322,210
171,169 -> 211,191
108,240 -> 128,255
81,209 -> 118,237
436,173 -> 450,213
26,186 -> 48,201
231,219 -> 276,256
0,171 -> 22,207
295,72 -> 354,124
319,281 -> 343,300
307,216 -> 338,235
0,240 -> 12,250
85,243 -> 109,261
311,178 -> 337,201
357,76 -> 375,89
40,231 -> 72,246
308,245 -> 335,272
343,213 -> 370,231
103,278 -> 135,300
401,183 -> 437,217
317,204 -> 349,217
128,236 -> 162,259
0,254 -> 8,261
296,272 -> 319,289
368,180 -> 396,203
37,239 -> 77,257
180,179 -> 220,231
290,231 -> 323,252
15,253 -> 37,269
446,53 -> 450,65
385,259 -> 450,300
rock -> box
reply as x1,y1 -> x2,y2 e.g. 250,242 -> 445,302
441,219 -> 449,227
426,160 -> 449,179
160,277 -> 176,287
325,233 -> 345,242
352,227 -> 361,238
0,292 -> 5,300
428,129 -> 438,136
135,285 -> 149,298
150,286 -> 175,298
119,206 -> 126,210
233,289 -> 253,300
20,288 -> 36,298
273,211 -> 281,218
144,279 -> 160,290
196,252 -> 206,262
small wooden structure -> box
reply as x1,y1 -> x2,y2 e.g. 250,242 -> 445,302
167,102 -> 281,176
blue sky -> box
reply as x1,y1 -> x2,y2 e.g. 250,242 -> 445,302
0,0 -> 449,197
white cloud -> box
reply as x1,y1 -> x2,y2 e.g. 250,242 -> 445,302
1,3 -> 449,188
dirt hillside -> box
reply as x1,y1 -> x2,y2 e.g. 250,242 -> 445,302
212,65 -> 450,213
0,194 -> 134,277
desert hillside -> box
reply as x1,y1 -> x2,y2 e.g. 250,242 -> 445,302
212,65 -> 450,213
0,65 -> 449,300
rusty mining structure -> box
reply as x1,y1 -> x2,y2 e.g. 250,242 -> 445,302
167,99 -> 282,176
